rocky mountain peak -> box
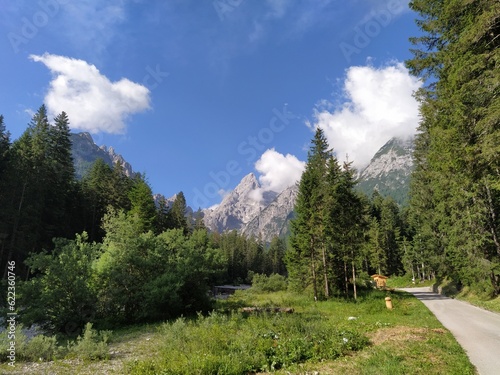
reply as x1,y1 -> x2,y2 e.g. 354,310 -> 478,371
203,173 -> 278,233
231,172 -> 260,196
356,136 -> 414,205
70,132 -> 134,179
242,184 -> 298,242
205,136 -> 415,241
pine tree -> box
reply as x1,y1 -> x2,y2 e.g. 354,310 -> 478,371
193,209 -> 206,231
330,161 -> 366,298
4,106 -> 53,277
110,160 -> 132,210
287,128 -> 331,299
0,115 -> 11,272
266,236 -> 286,276
128,174 -> 157,232
168,192 -> 189,235
81,159 -> 115,241
44,111 -> 77,240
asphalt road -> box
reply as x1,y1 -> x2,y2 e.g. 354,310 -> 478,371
400,287 -> 500,375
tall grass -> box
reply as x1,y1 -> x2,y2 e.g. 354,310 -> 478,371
127,288 -> 477,374
127,307 -> 369,374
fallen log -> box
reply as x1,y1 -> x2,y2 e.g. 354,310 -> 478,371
241,307 -> 294,314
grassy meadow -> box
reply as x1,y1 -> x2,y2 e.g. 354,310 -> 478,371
1,288 -> 476,374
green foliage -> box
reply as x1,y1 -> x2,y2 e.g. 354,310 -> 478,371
407,0 -> 500,294
66,323 -> 111,361
0,325 -> 28,361
0,106 -> 83,277
288,128 -> 331,299
288,128 -> 369,300
20,232 -> 99,334
252,273 -> 288,292
128,174 -> 157,232
0,114 -> 10,179
157,191 -> 190,235
23,335 -> 60,361
127,310 -> 369,374
96,209 -> 225,324
0,326 -> 61,362
81,158 -> 133,242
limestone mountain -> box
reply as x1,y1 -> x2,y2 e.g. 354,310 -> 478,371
68,132 -> 414,242
204,137 -> 415,241
70,132 -> 134,179
202,173 -> 278,233
356,136 -> 414,206
242,184 -> 298,241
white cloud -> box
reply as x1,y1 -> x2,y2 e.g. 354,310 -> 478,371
310,62 -> 421,168
250,148 -> 305,202
30,53 -> 151,134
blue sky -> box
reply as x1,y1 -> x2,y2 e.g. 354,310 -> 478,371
0,0 -> 423,209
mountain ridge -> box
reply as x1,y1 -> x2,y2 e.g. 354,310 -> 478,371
356,136 -> 414,205
202,173 -> 278,233
68,131 -> 414,242
70,132 -> 134,179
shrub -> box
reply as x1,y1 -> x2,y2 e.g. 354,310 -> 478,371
0,325 -> 63,362
252,273 -> 287,292
0,324 -> 27,361
67,323 -> 111,360
23,335 -> 60,361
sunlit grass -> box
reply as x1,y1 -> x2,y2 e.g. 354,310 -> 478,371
0,289 -> 476,374
456,287 -> 500,314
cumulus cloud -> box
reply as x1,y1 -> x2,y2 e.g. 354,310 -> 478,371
30,53 -> 150,134
310,62 -> 421,168
250,148 -> 305,202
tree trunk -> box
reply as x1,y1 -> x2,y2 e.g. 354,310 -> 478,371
352,260 -> 357,300
4,181 -> 27,279
311,237 -> 318,301
484,183 -> 500,257
344,260 -> 349,296
321,243 -> 329,298
490,272 -> 499,296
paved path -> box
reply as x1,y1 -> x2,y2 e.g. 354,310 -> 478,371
399,287 -> 500,375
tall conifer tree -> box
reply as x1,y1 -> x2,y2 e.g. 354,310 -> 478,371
287,128 -> 331,299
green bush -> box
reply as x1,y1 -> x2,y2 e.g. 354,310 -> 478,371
0,324 -> 27,362
66,323 -> 111,360
252,273 -> 287,292
23,335 -> 60,361
0,325 -> 63,362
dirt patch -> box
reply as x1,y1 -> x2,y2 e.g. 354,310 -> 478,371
369,326 -> 447,346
